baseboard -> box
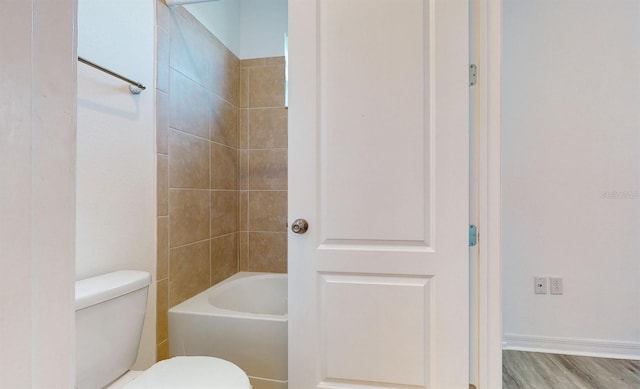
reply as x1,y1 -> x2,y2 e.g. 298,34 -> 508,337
503,334 -> 640,360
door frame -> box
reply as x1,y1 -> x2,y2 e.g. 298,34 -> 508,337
473,0 -> 502,388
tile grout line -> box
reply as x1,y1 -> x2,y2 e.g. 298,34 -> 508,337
169,65 -> 239,109
168,125 -> 239,150
247,92 -> 251,271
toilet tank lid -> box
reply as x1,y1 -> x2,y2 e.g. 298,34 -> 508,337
75,270 -> 151,311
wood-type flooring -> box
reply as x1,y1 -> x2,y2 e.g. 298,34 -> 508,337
503,350 -> 640,389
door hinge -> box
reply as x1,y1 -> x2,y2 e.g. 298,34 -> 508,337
469,225 -> 478,247
469,64 -> 477,86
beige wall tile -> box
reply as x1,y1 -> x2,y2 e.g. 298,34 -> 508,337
239,191 -> 248,231
156,91 -> 169,154
209,40 -> 239,106
169,70 -> 210,139
248,191 -> 287,232
239,149 -> 249,190
239,232 -> 249,271
169,8 -> 211,86
210,94 -> 238,148
169,240 -> 210,306
239,109 -> 249,149
249,149 -> 287,190
169,189 -> 210,247
157,217 -> 169,279
208,42 -> 228,101
206,35 -> 227,95
157,155 -> 168,216
240,58 -> 266,68
211,233 -> 238,285
157,28 -> 170,93
211,190 -> 238,237
240,68 -> 249,108
224,51 -> 240,106
265,56 -> 285,66
156,278 -> 168,344
157,340 -> 169,362
248,232 -> 287,273
249,108 -> 288,148
169,130 -> 210,189
248,65 -> 285,108
211,143 -> 238,190
169,25 -> 192,80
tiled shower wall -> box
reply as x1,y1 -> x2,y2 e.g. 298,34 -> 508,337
156,4 -> 240,360
239,58 -> 288,273
155,3 -> 288,360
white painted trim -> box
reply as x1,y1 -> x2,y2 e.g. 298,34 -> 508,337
474,0 -> 502,388
503,334 -> 640,361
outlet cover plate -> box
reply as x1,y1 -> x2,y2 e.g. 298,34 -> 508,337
550,277 -> 563,295
534,277 -> 547,294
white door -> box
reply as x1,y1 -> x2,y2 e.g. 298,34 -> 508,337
288,1 -> 469,388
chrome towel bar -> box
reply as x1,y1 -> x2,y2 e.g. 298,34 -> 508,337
78,56 -> 146,94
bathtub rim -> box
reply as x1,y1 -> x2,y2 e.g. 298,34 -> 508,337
168,272 -> 288,322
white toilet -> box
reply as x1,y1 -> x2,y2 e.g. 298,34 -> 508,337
75,270 -> 251,389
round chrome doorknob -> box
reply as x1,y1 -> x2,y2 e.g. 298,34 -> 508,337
291,219 -> 309,234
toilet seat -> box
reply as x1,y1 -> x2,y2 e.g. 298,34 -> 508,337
123,356 -> 251,388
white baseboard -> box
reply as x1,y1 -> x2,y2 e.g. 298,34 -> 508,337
503,334 -> 640,360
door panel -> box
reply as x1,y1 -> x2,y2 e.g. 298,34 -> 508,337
320,274 -> 431,387
289,0 -> 469,387
320,0 -> 429,244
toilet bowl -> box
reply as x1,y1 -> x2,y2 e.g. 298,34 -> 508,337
121,356 -> 250,388
75,271 -> 251,389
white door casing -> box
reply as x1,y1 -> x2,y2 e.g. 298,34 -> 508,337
473,1 -> 503,387
289,0 -> 469,387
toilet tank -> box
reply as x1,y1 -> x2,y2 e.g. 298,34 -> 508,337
75,271 -> 151,389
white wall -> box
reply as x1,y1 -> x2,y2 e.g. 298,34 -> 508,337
182,0 -> 287,59
0,0 -> 76,386
184,0 -> 241,54
239,0 -> 288,59
77,0 -> 157,369
502,0 -> 640,358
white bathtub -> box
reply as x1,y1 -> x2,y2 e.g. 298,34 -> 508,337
169,272 -> 288,389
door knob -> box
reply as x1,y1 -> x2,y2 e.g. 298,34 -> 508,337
291,219 -> 309,234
